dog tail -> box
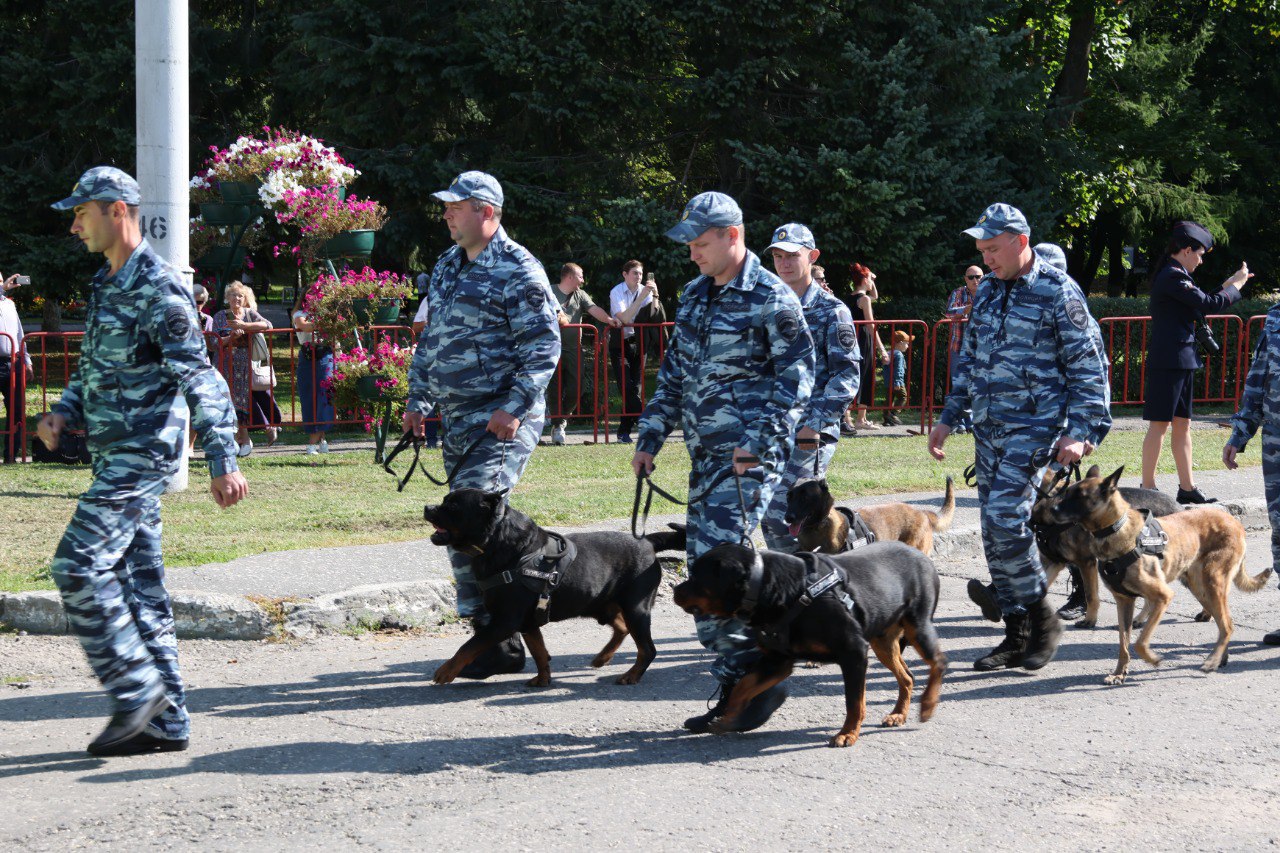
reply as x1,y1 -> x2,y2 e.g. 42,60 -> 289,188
646,523 -> 687,555
927,476 -> 955,533
1232,558 -> 1272,593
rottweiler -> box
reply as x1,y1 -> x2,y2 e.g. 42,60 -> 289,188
425,488 -> 685,687
673,541 -> 947,748
1046,466 -> 1270,684
785,476 -> 955,556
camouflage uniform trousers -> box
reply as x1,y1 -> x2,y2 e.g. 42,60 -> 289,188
973,428 -> 1054,616
49,458 -> 189,740
761,440 -> 838,553
1261,430 -> 1280,574
442,401 -> 545,619
685,454 -> 782,685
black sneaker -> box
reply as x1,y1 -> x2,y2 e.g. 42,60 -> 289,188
974,612 -> 1029,671
87,689 -> 174,756
616,433 -> 633,444
967,579 -> 1003,623
1176,487 -> 1217,504
1056,565 -> 1088,621
840,423 -> 858,437
1263,629 -> 1280,646
1022,597 -> 1064,670
89,730 -> 189,757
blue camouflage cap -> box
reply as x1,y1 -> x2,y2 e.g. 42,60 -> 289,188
432,171 -> 504,208
50,166 -> 141,211
963,203 -> 1031,240
766,222 -> 817,253
665,192 -> 743,243
1033,242 -> 1068,273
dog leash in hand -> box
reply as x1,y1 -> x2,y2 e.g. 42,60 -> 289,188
383,429 -> 493,492
630,454 -> 761,543
794,436 -> 833,479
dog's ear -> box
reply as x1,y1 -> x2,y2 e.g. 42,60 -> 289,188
1103,466 -> 1125,494
819,480 -> 830,494
481,488 -> 508,507
1085,464 -> 1101,479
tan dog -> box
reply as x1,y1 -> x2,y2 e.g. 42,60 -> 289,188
786,477 -> 955,556
1046,466 -> 1270,684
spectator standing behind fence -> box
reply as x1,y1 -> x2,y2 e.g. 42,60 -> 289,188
812,264 -> 831,294
944,266 -> 982,433
929,202 -> 1111,673
0,271 -> 33,463
1223,300 -> 1280,647
609,260 -> 658,443
547,262 -> 619,445
761,223 -> 859,553
212,281 -> 281,456
403,170 -> 560,680
39,166 -> 247,756
882,330 -> 911,426
291,292 -> 334,456
845,263 -> 889,434
1141,221 -> 1251,503
411,296 -> 440,449
193,284 -> 213,333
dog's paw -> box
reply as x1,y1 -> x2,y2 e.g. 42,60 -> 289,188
881,713 -> 907,728
829,733 -> 859,748
802,661 -> 824,669
707,718 -> 732,736
590,652 -> 615,668
1199,658 -> 1223,674
616,671 -> 642,685
1103,672 -> 1127,686
1075,617 -> 1097,630
432,666 -> 458,685
1131,618 -> 1147,630
525,674 -> 551,688
1137,647 -> 1163,667
1193,610 -> 1212,623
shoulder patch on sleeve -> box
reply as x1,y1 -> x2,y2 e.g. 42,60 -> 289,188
524,282 -> 548,312
776,308 -> 801,343
836,322 -> 856,350
164,304 -> 195,341
1065,298 -> 1089,331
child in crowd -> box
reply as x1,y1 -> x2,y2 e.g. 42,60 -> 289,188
882,330 -> 912,426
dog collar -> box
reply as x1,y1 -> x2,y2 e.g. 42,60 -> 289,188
738,552 -> 765,618
1091,514 -> 1127,540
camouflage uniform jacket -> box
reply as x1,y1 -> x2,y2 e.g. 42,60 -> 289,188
1228,303 -> 1280,450
939,253 -> 1111,445
636,251 -> 815,467
51,239 -> 240,477
407,226 -> 560,418
797,282 -> 859,441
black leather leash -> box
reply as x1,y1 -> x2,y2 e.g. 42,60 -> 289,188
631,454 -> 761,548
383,429 -> 493,492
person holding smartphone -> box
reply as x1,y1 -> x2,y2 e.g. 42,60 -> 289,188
609,260 -> 657,443
0,271 -> 33,462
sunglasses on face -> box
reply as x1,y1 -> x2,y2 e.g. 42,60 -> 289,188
966,274 -> 982,280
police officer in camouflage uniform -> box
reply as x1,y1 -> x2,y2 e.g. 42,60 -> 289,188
631,193 -> 814,732
404,171 -> 560,678
929,203 -> 1111,672
38,167 -> 247,756
760,223 -> 859,552
1223,297 -> 1280,646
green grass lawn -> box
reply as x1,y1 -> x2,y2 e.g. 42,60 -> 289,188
1,427 -> 1257,593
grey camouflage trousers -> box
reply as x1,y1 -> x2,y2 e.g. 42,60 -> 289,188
49,462 -> 189,740
761,439 -> 838,553
685,455 -> 782,685
1260,430 -> 1280,574
442,402 -> 545,619
973,429 -> 1053,616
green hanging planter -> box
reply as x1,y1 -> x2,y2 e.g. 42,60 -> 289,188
310,185 -> 348,201
199,203 -> 253,227
350,297 -> 375,325
356,374 -> 391,401
322,229 -> 376,259
218,180 -> 262,205
372,301 -> 401,325
194,245 -> 246,270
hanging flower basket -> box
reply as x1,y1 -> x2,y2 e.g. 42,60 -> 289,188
320,229 -> 377,259
304,268 -> 412,340
373,301 -> 401,325
218,180 -> 262,206
194,245 -> 247,270
356,374 -> 392,402
199,203 -> 254,227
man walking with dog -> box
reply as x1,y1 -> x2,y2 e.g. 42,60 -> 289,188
631,192 -> 815,733
761,223 -> 860,552
405,171 -> 561,679
38,166 -> 248,756
928,203 -> 1111,672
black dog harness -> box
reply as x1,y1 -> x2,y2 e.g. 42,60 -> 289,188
741,553 -> 856,655
476,532 -> 578,626
1031,518 -> 1074,566
1096,511 -> 1166,599
833,507 -> 877,552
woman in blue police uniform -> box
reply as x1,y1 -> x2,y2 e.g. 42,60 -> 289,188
1140,221 -> 1251,503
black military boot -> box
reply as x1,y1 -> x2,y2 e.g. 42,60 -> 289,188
683,682 -> 732,733
973,611 -> 1029,671
87,688 -> 173,756
1023,595 -> 1064,670
458,618 -> 527,680
1056,564 -> 1088,621
683,681 -> 788,734
967,579 -> 1003,623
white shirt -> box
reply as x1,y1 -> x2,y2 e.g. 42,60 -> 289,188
0,294 -> 30,367
292,309 -> 314,345
414,297 -> 430,325
609,281 -> 652,339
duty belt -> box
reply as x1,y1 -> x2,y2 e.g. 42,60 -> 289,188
753,553 -> 856,656
476,532 -> 578,626
1097,511 -> 1165,598
834,507 -> 877,552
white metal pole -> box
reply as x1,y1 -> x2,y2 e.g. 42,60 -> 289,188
137,0 -> 193,493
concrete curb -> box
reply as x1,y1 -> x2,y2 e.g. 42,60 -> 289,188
1,498 -> 1269,640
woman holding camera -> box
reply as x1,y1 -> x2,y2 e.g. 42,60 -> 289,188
1141,221 -> 1251,502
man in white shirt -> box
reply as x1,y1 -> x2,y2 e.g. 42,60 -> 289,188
0,272 -> 33,462
608,259 -> 657,442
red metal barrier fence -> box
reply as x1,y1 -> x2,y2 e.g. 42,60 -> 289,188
9,313 -> 1271,461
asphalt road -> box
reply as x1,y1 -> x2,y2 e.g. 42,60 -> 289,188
3,539 -> 1278,851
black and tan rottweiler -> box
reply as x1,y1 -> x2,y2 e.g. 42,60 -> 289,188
673,541 -> 947,748
785,476 -> 955,556
425,488 -> 685,688
1046,466 -> 1270,684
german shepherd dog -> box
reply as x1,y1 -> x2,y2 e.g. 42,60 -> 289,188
1045,467 -> 1270,683
425,488 -> 685,687
1031,465 -> 1184,628
786,476 -> 955,556
673,541 -> 946,748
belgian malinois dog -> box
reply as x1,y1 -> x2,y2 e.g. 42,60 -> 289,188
1046,466 -> 1270,684
786,476 -> 955,556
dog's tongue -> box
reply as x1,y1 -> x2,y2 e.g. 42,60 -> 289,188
788,521 -> 803,537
